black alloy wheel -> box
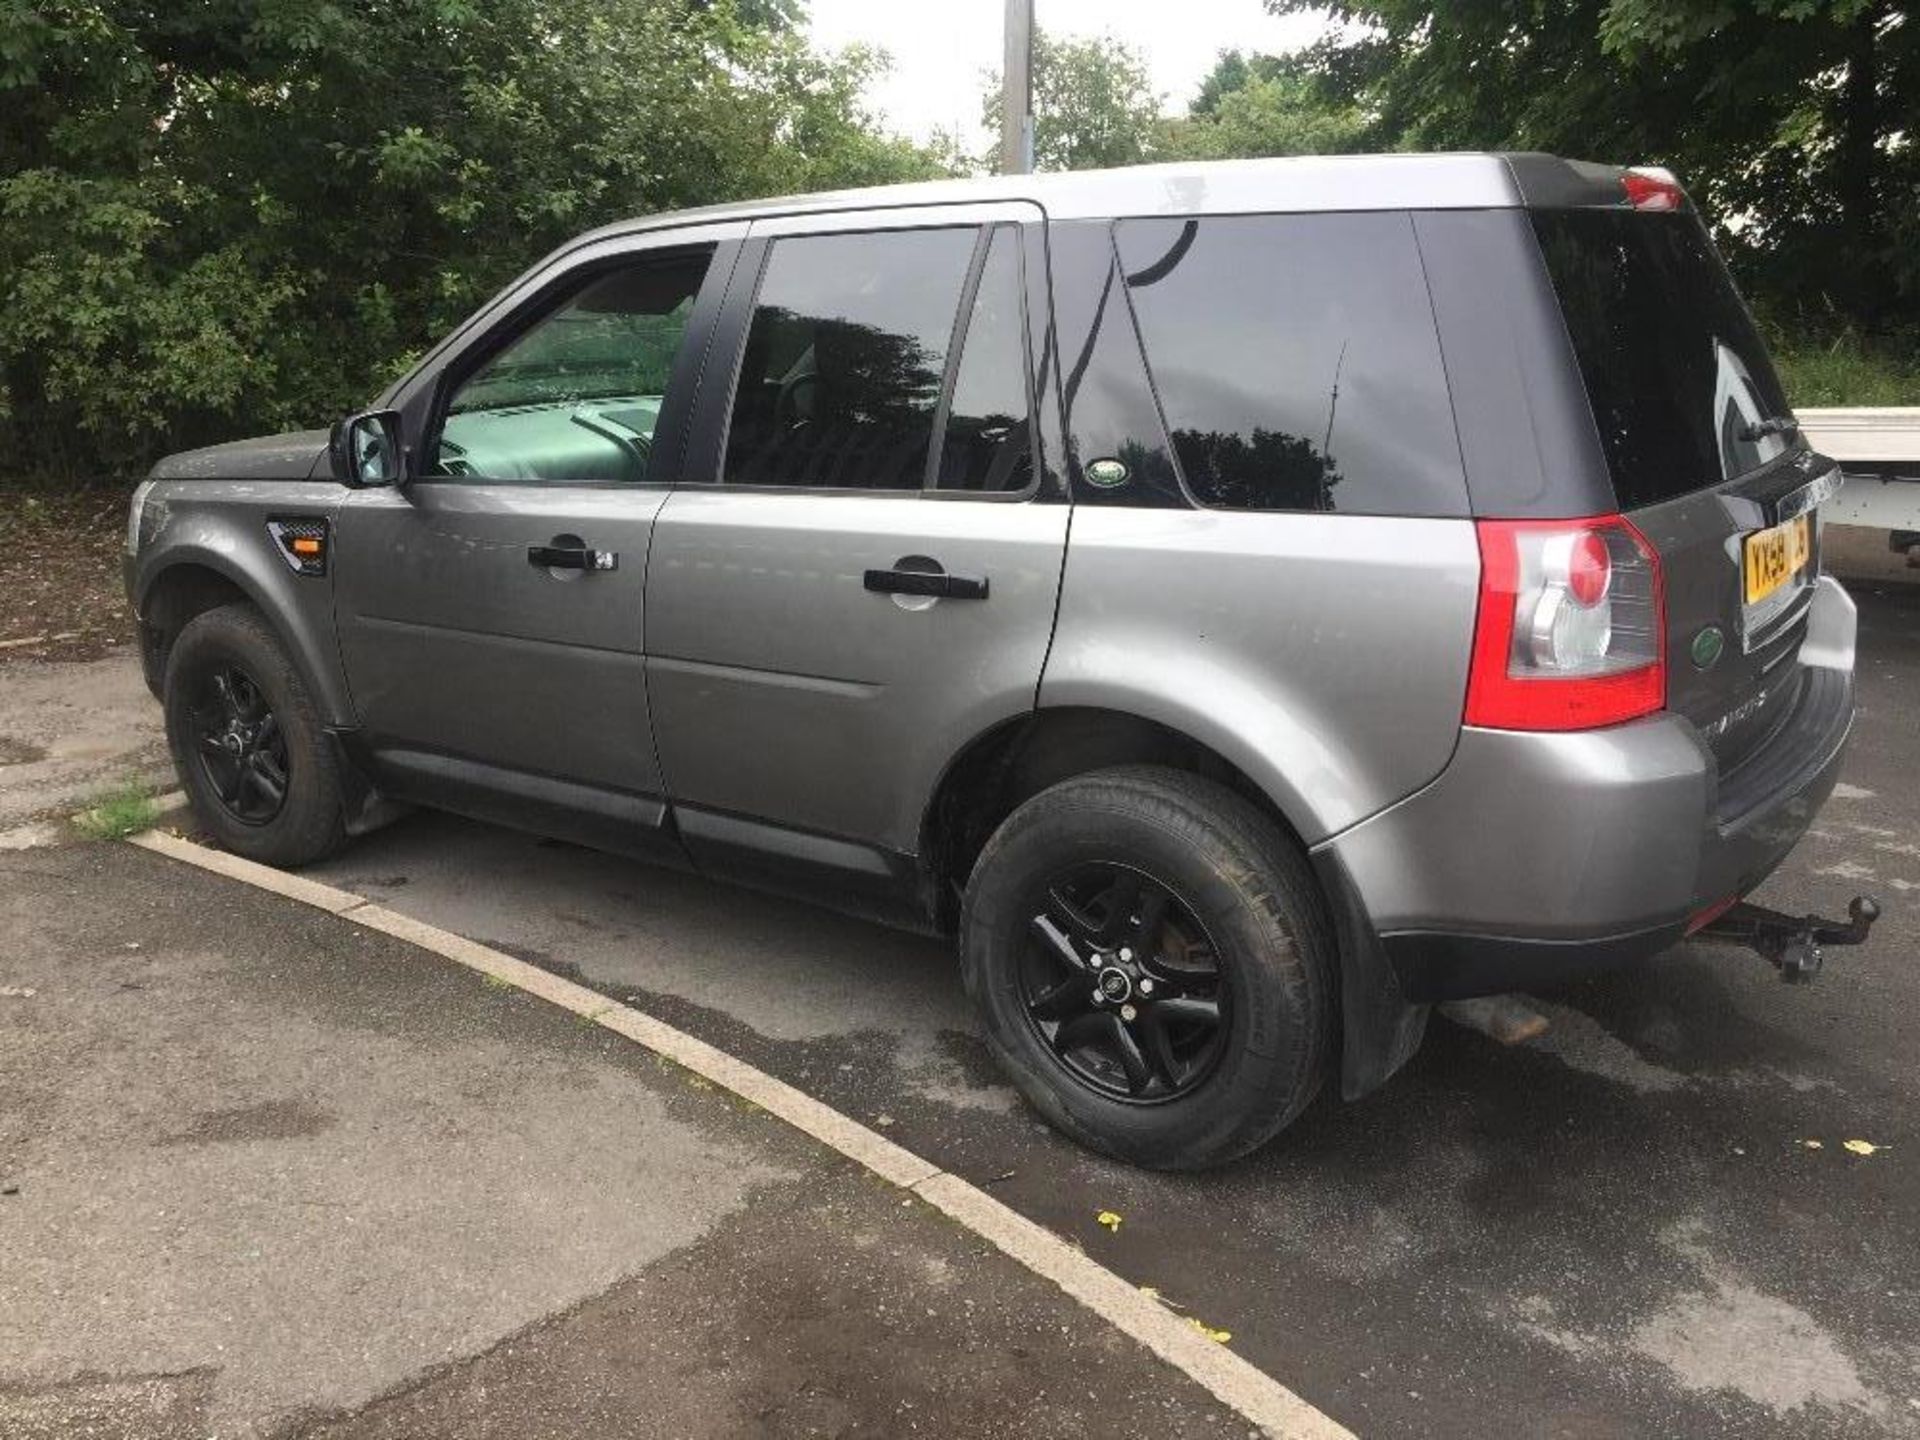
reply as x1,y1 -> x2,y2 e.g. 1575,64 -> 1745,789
163,603 -> 348,866
1021,862 -> 1230,1103
961,766 -> 1338,1169
189,663 -> 290,825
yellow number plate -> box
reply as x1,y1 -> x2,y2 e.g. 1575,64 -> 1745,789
1743,513 -> 1811,606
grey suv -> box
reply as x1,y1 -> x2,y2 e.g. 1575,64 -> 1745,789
125,154 -> 1860,1169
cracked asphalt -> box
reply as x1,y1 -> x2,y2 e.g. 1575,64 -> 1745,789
0,653 -> 167,830
0,845 -> 1243,1438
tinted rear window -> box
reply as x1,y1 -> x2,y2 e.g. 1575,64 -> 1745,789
935,226 -> 1034,493
1116,213 -> 1467,516
1530,210 -> 1792,509
1051,220 -> 1185,507
722,227 -> 974,490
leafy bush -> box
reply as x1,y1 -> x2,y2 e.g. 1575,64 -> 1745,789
0,1 -> 949,486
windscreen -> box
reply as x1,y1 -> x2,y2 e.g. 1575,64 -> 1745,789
1529,210 -> 1793,509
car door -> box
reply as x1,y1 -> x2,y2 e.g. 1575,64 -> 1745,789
332,225 -> 741,852
645,205 -> 1068,891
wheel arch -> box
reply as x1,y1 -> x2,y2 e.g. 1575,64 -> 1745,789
923,704 -> 1432,1107
920,705 -> 1310,919
134,549 -> 355,726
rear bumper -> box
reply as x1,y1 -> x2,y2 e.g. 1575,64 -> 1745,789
1321,576 -> 1858,1001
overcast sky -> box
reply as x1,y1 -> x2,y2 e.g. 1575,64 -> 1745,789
805,1 -> 1338,152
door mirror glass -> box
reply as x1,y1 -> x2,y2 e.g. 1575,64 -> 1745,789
332,409 -> 405,488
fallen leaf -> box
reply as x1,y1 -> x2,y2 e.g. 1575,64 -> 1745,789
1843,1139 -> 1885,1157
0,986 -> 36,999
1186,1315 -> 1231,1344
1799,1139 -> 1824,1150
1096,1210 -> 1122,1233
1138,1284 -> 1159,1300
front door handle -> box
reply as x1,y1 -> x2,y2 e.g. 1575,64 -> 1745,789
863,567 -> 989,600
529,544 -> 618,572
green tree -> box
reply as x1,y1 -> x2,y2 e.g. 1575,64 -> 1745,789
1190,49 -> 1268,117
1164,54 -> 1373,159
1264,0 -> 1920,337
981,29 -> 1164,172
0,0 -> 949,481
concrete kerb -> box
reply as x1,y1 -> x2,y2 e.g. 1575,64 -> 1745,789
122,825 -> 1357,1440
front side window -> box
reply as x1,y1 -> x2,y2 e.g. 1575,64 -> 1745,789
722,228 -> 976,490
432,247 -> 714,484
1117,213 -> 1467,516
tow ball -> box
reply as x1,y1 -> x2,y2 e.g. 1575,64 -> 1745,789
1693,895 -> 1882,984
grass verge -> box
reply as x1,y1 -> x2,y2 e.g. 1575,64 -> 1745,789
1770,331 -> 1920,409
74,778 -> 160,840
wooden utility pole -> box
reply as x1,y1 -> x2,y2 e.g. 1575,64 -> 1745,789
1000,0 -> 1034,175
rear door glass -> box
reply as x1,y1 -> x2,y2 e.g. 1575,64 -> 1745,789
1115,213 -> 1467,516
722,227 -> 975,491
1529,210 -> 1793,508
934,226 -> 1034,493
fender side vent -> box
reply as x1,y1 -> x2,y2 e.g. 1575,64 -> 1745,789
267,517 -> 329,577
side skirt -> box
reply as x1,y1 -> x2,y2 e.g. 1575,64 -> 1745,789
329,731 -> 939,932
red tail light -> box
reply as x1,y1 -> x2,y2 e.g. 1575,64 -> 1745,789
1622,170 -> 1684,212
1465,516 -> 1666,731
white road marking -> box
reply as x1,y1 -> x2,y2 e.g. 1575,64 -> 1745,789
126,826 -> 1354,1440
133,828 -> 369,914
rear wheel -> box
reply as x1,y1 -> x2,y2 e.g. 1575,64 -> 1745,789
960,766 -> 1335,1170
163,603 -> 347,866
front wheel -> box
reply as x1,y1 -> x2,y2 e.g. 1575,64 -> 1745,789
960,766 -> 1335,1170
163,603 -> 347,867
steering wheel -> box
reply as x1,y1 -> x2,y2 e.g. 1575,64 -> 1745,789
774,371 -> 820,432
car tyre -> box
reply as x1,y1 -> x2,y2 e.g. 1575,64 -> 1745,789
961,765 -> 1335,1170
163,602 -> 347,867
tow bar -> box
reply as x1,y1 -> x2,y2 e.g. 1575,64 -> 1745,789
1694,895 -> 1881,984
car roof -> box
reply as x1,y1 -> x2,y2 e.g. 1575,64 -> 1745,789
575,152 -> 1631,245
377,151 -> 1638,410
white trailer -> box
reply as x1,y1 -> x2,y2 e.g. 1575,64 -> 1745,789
1799,407 -> 1920,556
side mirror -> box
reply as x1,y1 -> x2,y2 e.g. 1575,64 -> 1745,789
330,409 -> 406,488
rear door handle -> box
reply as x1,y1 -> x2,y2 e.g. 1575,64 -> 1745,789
863,567 -> 989,600
529,544 -> 618,572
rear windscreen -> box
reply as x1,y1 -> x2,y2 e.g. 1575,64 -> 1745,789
1530,210 -> 1792,509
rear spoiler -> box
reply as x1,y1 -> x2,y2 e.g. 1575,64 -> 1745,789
1500,153 -> 1692,213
